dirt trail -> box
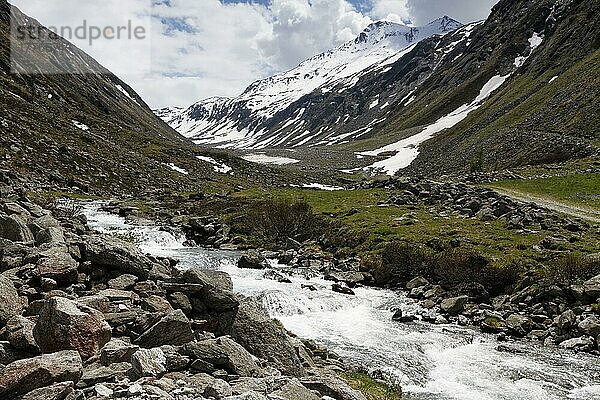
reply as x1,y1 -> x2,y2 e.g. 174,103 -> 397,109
493,188 -> 600,224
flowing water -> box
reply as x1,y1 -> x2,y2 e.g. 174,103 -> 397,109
83,203 -> 600,400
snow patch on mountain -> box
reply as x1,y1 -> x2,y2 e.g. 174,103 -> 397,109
242,153 -> 300,166
363,74 -> 510,175
157,17 -> 462,149
196,156 -> 232,174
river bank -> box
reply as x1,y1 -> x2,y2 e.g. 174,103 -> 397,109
84,202 -> 600,399
0,188 -> 370,400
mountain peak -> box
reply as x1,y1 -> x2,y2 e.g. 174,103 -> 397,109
427,15 -> 462,32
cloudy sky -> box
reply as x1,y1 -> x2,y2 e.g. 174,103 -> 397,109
12,0 -> 498,108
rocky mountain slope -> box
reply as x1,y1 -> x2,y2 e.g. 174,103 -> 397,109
159,0 -> 599,178
157,17 -> 462,149
375,0 -> 600,176
0,1 -> 311,195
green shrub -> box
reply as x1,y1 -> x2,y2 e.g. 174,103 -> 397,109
543,253 -> 600,284
433,248 -> 488,288
469,148 -> 486,173
482,258 -> 526,295
248,200 -> 324,245
374,241 -> 432,285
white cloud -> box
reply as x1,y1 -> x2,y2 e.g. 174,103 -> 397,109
369,0 -> 411,24
405,0 -> 498,25
10,0 -> 498,109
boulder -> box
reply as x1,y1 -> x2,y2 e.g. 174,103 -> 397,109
33,297 -> 112,360
263,269 -> 292,284
506,314 -> 534,337
225,393 -> 267,400
183,269 -> 234,291
559,336 -> 595,352
272,380 -> 320,400
185,373 -> 233,399
135,309 -> 194,348
107,274 -> 138,290
222,297 -> 304,377
237,251 -> 269,270
5,316 -> 39,353
583,275 -> 600,299
0,274 -> 22,325
0,350 -> 82,399
80,235 -> 154,279
300,369 -> 367,400
131,348 -> 167,378
35,227 -> 65,246
99,339 -> 139,365
0,213 -> 34,242
440,296 -> 468,315
36,245 -> 78,285
169,292 -> 192,315
181,337 -> 261,377
332,283 -> 355,296
406,276 -> 429,290
578,316 -> 600,338
141,295 -> 174,313
556,309 -> 576,333
20,381 -> 74,400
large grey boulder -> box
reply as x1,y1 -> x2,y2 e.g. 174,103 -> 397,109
271,380 -> 320,400
0,350 -> 82,399
583,275 -> 600,299
440,296 -> 469,315
183,269 -> 234,291
5,315 -> 39,353
99,338 -> 139,365
506,314 -> 534,337
237,251 -> 269,270
33,297 -> 112,360
185,373 -> 233,399
131,348 -> 167,378
181,269 -> 239,312
0,213 -> 34,242
35,227 -> 65,246
36,245 -> 78,285
223,297 -> 304,377
300,369 -> 367,400
135,309 -> 194,348
578,316 -> 600,338
20,381 -> 74,400
80,235 -> 155,279
181,337 -> 261,377
559,336 -> 595,352
0,274 -> 22,325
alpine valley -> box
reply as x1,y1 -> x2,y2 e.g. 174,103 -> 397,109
1,0 -> 600,399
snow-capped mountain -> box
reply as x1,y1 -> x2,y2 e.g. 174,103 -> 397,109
156,16 -> 462,149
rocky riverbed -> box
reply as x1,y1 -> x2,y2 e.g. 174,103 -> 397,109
0,186 -> 367,400
83,202 -> 600,399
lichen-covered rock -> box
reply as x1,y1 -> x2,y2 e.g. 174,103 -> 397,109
33,297 -> 112,360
